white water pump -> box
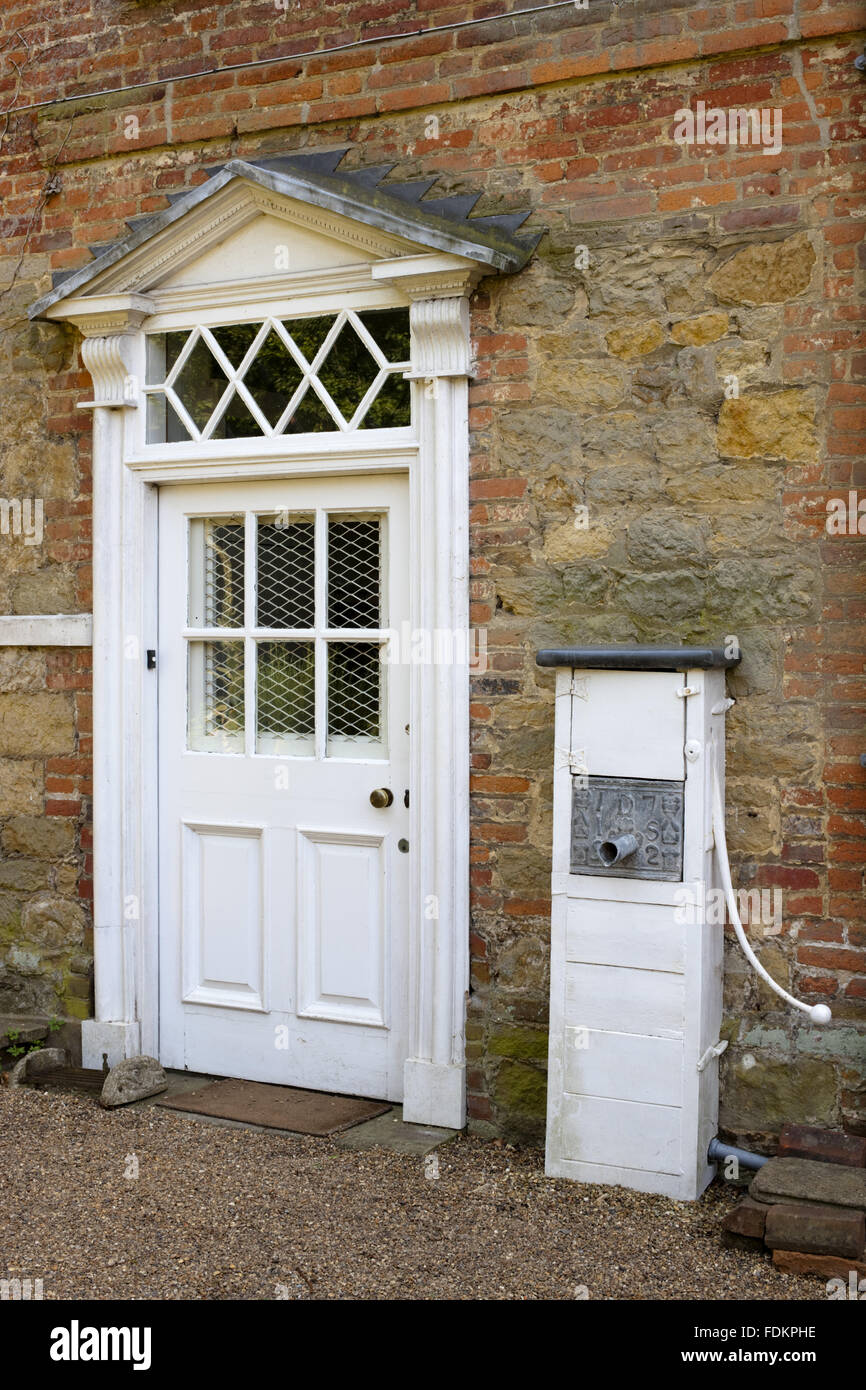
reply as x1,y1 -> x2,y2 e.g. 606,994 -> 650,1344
539,645 -> 827,1202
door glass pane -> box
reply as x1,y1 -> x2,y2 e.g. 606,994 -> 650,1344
188,640 -> 244,752
356,308 -> 410,363
283,383 -> 334,435
283,314 -> 335,366
327,642 -> 382,752
257,515 -> 314,628
146,330 -> 188,384
256,642 -> 315,755
188,517 -> 245,628
327,517 -> 381,629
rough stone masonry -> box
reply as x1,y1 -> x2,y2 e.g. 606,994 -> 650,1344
0,0 -> 863,1147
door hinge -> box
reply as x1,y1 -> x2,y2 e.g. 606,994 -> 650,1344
676,684 -> 700,698
146,649 -> 157,670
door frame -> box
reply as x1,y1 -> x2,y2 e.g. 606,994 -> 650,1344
53,262 -> 476,1128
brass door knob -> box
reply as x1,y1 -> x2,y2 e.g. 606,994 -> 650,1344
369,787 -> 394,808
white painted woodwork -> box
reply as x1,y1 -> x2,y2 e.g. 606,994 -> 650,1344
55,183 -> 476,1124
546,664 -> 728,1201
181,822 -> 266,1012
570,669 -> 685,781
297,829 -> 387,1027
159,475 -> 409,1099
563,1030 -> 682,1108
0,614 -> 93,646
565,898 -> 685,973
565,961 -> 685,1038
560,1095 -> 682,1174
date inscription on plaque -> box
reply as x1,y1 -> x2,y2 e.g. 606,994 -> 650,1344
570,775 -> 685,881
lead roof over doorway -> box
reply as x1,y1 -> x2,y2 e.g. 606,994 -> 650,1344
29,148 -> 541,319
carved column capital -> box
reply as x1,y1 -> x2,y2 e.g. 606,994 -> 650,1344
45,293 -> 154,409
79,332 -> 140,409
409,295 -> 472,378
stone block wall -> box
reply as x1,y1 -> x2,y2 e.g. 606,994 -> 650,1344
0,652 -> 92,1018
0,241 -> 93,1019
0,0 -> 862,1143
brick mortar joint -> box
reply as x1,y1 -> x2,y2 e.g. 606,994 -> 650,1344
26,22 -> 866,151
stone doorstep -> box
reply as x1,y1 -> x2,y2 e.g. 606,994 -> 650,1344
763,1203 -> 866,1262
129,1071 -> 458,1156
750,1157 -> 866,1214
772,1249 -> 866,1285
778,1123 -> 866,1169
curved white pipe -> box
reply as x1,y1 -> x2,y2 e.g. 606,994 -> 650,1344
711,757 -> 831,1025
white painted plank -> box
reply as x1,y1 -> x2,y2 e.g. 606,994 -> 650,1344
571,669 -> 685,781
564,1028 -> 683,1107
560,1093 -> 682,1174
544,1155 -> 689,1199
566,898 -> 685,973
565,961 -> 684,1037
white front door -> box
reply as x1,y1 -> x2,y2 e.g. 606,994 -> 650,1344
157,473 -> 410,1100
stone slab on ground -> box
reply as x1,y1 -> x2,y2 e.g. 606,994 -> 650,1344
334,1105 -> 457,1156
772,1249 -> 866,1285
751,1157 -> 866,1213
721,1196 -> 767,1250
778,1123 -> 866,1168
764,1203 -> 866,1260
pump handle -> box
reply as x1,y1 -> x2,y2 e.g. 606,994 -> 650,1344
711,757 -> 831,1025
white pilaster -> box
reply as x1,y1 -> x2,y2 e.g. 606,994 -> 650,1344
61,300 -> 153,1067
394,276 -> 476,1128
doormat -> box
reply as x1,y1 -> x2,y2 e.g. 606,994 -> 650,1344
157,1079 -> 391,1135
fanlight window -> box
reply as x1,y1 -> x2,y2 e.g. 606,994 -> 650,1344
144,307 -> 411,442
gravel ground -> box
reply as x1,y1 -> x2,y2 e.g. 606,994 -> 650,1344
0,1085 -> 823,1301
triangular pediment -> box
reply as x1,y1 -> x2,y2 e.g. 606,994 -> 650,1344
157,209 -> 381,290
29,151 -> 540,321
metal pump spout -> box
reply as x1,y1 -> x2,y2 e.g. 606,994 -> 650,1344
598,833 -> 638,867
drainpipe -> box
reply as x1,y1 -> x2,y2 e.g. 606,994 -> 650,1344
708,1137 -> 768,1170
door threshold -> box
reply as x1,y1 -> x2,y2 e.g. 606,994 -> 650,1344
127,1070 -> 457,1154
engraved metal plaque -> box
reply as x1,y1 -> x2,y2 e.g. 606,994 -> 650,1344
570,775 -> 684,880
